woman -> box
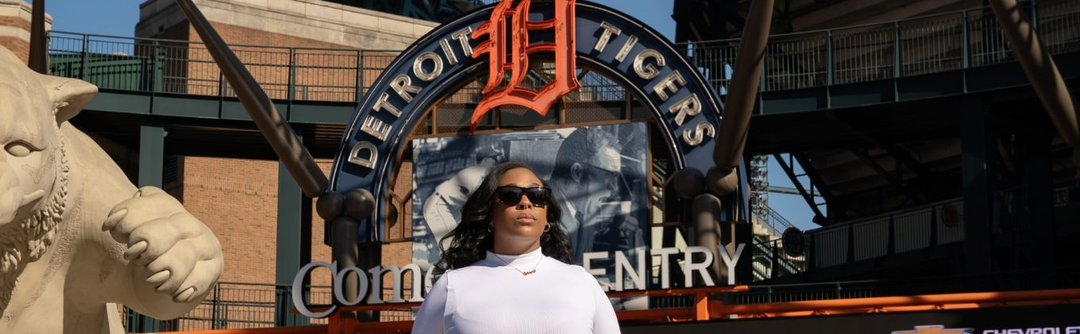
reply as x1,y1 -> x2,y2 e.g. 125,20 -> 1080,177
412,161 -> 620,334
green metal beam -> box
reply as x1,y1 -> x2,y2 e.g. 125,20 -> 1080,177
134,119 -> 165,332
767,185 -> 821,197
773,154 -> 826,222
138,120 -> 165,187
275,134 -> 312,326
792,153 -> 842,224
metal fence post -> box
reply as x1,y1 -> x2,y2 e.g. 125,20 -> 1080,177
887,216 -> 896,255
45,31 -> 53,75
275,284 -> 289,326
288,48 -> 297,103
770,240 -> 779,279
962,10 -> 970,69
213,283 -> 223,329
80,34 -> 90,80
150,40 -> 160,93
759,44 -> 768,93
930,204 -> 940,246
894,21 -> 902,78
826,31 -> 834,85
218,71 -> 226,98
847,224 -> 856,264
355,50 -> 364,103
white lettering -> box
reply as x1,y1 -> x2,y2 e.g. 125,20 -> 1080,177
373,92 -> 403,118
683,121 -> 716,146
652,70 -> 685,101
366,264 -> 424,304
668,93 -> 701,126
451,27 -> 474,57
614,247 -> 646,291
360,116 -> 392,142
294,262 -> 336,318
634,49 -> 665,80
404,264 -> 426,302
390,74 -> 421,103
718,243 -> 745,285
684,246 -> 716,287
583,251 -> 610,291
348,141 -> 378,169
293,246 -> 767,316
615,35 -> 638,63
413,51 -> 444,81
333,266 -> 370,306
439,38 -> 459,65
651,247 -> 679,289
594,21 -> 622,52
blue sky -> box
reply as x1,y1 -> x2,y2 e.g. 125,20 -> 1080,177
38,0 -> 823,232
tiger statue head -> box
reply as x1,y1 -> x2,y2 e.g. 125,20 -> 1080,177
0,46 -> 95,307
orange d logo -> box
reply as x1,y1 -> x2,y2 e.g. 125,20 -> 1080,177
470,0 -> 581,132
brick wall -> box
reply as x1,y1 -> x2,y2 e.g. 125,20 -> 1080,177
0,16 -> 30,31
187,21 -> 349,50
0,36 -> 27,63
176,156 -> 415,290
0,13 -> 29,64
178,156 -> 281,285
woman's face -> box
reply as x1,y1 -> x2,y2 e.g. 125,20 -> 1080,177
491,168 -> 549,245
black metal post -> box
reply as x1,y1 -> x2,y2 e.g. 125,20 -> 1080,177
961,97 -> 993,274
29,0 -> 47,74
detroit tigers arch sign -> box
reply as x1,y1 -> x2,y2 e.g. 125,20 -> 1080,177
330,0 -> 726,241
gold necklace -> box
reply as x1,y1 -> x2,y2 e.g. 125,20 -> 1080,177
492,252 -> 543,276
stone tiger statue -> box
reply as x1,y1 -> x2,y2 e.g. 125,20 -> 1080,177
0,46 -> 223,333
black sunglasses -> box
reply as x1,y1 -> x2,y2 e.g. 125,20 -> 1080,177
493,186 -> 550,207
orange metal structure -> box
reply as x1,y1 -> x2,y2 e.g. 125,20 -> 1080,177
153,287 -> 1080,334
469,0 -> 582,132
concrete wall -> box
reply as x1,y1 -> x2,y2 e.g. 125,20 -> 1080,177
0,0 -> 52,64
136,0 -> 436,50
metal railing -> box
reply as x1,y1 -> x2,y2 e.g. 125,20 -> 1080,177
685,0 -> 1080,95
753,235 -> 806,281
44,0 -> 1080,107
125,282 -> 336,331
47,32 -> 401,103
753,198 -> 965,278
148,265 -> 1080,329
44,32 -> 625,104
729,263 -> 1080,305
762,205 -> 796,237
124,281 -> 420,331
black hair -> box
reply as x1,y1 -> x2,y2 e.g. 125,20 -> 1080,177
433,160 -> 574,274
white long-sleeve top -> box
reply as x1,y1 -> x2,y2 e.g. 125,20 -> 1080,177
412,247 -> 621,334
